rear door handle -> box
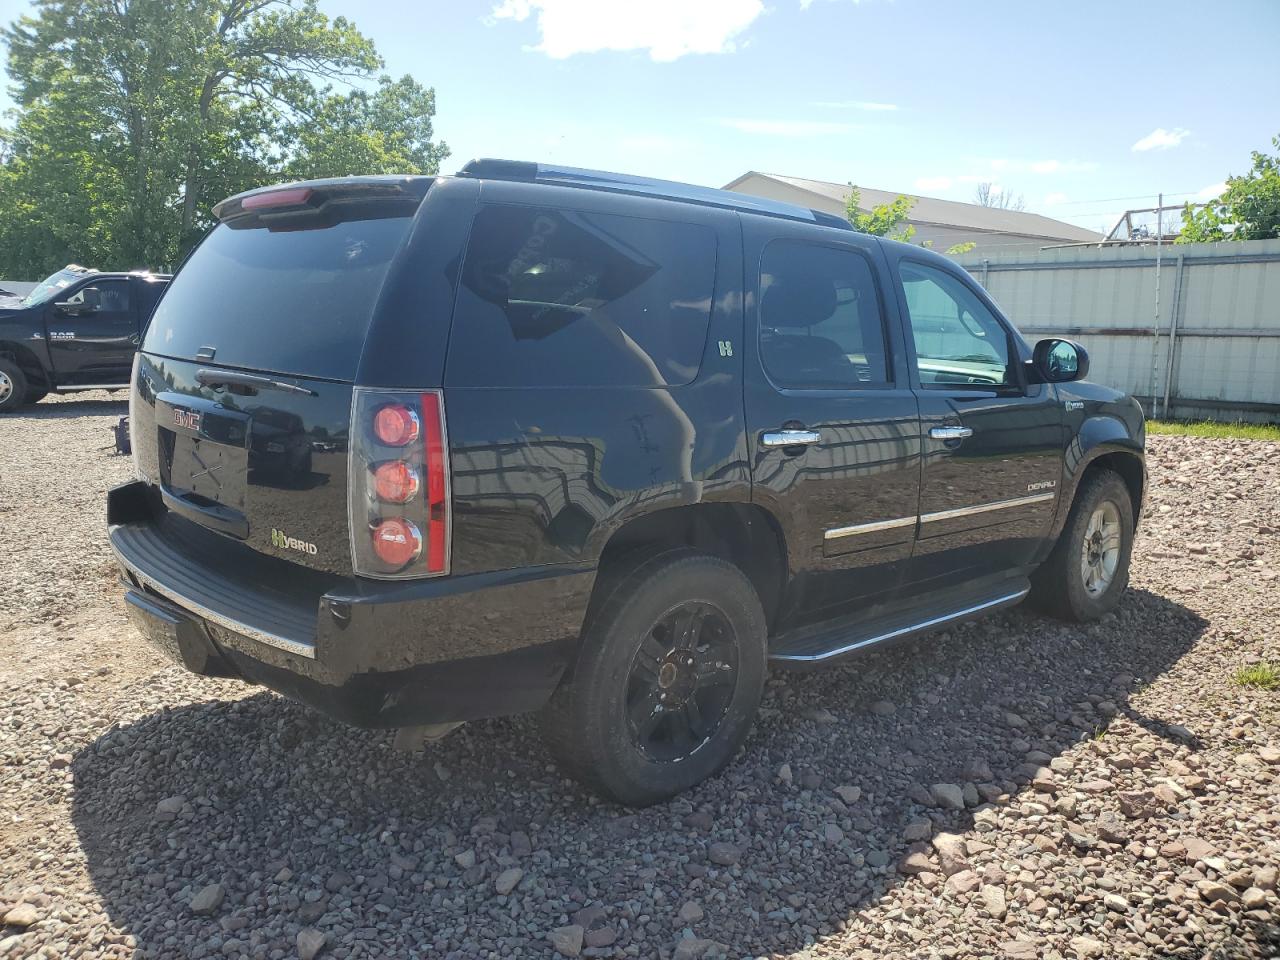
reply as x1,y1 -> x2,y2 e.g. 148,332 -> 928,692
762,429 -> 822,448
929,425 -> 974,440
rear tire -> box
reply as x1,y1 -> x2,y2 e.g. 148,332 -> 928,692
0,358 -> 29,413
539,548 -> 767,806
1030,469 -> 1134,621
23,389 -> 48,405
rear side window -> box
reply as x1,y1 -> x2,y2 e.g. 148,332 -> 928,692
447,204 -> 717,388
144,215 -> 413,381
758,240 -> 889,389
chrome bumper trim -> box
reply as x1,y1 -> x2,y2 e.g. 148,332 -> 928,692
111,539 -> 317,659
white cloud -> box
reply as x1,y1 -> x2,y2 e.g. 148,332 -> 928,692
1031,160 -> 1060,174
717,118 -> 856,136
1196,181 -> 1227,200
1043,192 -> 1069,206
1132,127 -> 1190,152
914,176 -> 953,192
812,100 -> 898,111
487,0 -> 765,61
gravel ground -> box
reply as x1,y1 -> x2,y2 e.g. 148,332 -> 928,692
1,393 -> 1278,960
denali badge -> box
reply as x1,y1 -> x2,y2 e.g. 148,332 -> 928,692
1027,480 -> 1057,492
172,408 -> 202,431
271,528 -> 318,555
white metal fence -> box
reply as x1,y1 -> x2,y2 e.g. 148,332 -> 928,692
958,238 -> 1280,423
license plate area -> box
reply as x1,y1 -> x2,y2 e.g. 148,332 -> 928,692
156,392 -> 252,538
161,431 -> 249,510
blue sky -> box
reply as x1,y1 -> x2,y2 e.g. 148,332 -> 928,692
2,0 -> 1278,234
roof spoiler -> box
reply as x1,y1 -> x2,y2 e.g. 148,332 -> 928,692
213,176 -> 433,226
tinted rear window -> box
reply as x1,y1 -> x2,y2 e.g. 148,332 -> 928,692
446,204 -> 717,388
143,216 -> 412,381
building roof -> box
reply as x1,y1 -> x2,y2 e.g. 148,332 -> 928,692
723,172 -> 1102,242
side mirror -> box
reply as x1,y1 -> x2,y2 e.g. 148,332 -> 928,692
1031,338 -> 1089,383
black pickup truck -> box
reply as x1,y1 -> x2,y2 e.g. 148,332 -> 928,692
0,264 -> 170,412
108,164 -> 1146,805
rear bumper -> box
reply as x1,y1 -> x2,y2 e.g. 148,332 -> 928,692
108,481 -> 594,727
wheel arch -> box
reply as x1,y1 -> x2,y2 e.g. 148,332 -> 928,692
0,340 -> 49,389
587,502 -> 789,635
1083,450 -> 1145,522
1049,414 -> 1146,550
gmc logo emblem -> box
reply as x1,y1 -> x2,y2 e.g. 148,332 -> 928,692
172,409 -> 202,432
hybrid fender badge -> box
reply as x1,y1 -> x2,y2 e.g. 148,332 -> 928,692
172,408 -> 202,431
1027,480 -> 1057,492
718,339 -> 734,357
1064,400 -> 1084,411
271,528 -> 318,555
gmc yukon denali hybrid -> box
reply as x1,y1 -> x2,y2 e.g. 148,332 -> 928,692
107,162 -> 1146,805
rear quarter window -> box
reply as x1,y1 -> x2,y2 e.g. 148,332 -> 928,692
446,204 -> 717,388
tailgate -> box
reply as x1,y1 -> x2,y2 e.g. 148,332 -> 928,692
133,353 -> 353,574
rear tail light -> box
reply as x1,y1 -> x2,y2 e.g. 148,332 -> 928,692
372,461 -> 420,503
349,388 -> 451,579
371,518 -> 422,567
373,403 -> 420,446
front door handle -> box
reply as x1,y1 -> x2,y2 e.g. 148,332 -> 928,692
929,425 -> 974,441
762,429 -> 822,448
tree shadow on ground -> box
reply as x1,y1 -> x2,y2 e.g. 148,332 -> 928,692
72,587 -> 1265,959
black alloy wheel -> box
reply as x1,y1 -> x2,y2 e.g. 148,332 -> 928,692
625,601 -> 738,762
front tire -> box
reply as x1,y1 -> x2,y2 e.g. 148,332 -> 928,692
1031,469 -> 1134,621
0,358 -> 29,413
539,549 -> 767,806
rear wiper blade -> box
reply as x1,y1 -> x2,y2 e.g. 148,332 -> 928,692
196,369 -> 317,397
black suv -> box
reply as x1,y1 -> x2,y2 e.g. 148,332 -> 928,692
107,162 -> 1145,805
0,264 -> 170,411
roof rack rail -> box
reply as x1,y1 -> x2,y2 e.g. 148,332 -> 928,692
456,159 -> 852,231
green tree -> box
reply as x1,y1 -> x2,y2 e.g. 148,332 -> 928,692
285,75 -> 448,182
845,184 -> 916,241
1178,135 -> 1280,243
843,183 -> 973,254
0,0 -> 448,277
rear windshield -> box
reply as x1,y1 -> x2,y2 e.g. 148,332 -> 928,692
144,215 -> 413,381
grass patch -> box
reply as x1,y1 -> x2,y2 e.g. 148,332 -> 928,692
1147,420 -> 1280,441
1232,662 -> 1280,691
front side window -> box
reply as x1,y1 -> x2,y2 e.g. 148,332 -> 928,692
899,261 -> 1014,388
758,240 -> 889,389
448,204 -> 717,388
67,279 -> 131,314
